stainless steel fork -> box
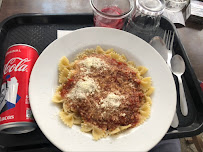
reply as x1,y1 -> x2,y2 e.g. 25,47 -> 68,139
163,30 -> 174,69
163,30 -> 179,128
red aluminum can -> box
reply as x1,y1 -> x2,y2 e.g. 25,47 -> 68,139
0,44 -> 39,134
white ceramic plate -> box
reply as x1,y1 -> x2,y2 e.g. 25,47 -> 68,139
29,27 -> 176,152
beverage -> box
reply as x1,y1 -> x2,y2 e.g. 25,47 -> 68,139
0,44 -> 39,134
94,6 -> 124,29
90,0 -> 134,29
94,6 -> 127,29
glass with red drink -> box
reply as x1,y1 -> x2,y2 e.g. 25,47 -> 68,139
90,0 -> 134,29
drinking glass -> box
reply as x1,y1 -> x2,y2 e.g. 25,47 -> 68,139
165,0 -> 188,12
89,0 -> 134,29
124,0 -> 165,41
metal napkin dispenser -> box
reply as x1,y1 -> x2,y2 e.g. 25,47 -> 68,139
186,0 -> 203,24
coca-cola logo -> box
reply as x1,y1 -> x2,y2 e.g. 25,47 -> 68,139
3,57 -> 31,75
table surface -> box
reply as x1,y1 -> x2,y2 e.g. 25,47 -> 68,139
0,0 -> 202,81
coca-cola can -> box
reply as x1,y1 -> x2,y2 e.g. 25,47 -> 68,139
0,44 -> 39,134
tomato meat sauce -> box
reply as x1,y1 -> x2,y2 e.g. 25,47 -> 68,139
61,54 -> 145,131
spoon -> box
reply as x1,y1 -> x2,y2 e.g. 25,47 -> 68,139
171,55 -> 188,116
150,36 -> 179,128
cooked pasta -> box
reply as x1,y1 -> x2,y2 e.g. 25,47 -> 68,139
53,46 -> 154,140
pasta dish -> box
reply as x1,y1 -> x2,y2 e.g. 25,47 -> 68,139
52,46 -> 154,140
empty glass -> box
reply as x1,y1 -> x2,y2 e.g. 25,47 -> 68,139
165,0 -> 188,12
124,0 -> 165,41
90,0 -> 134,29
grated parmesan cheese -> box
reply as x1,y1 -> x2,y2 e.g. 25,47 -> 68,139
120,113 -> 126,117
67,76 -> 99,100
100,93 -> 125,108
79,57 -> 108,73
129,83 -> 134,88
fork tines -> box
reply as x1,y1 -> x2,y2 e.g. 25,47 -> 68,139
163,30 -> 175,50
